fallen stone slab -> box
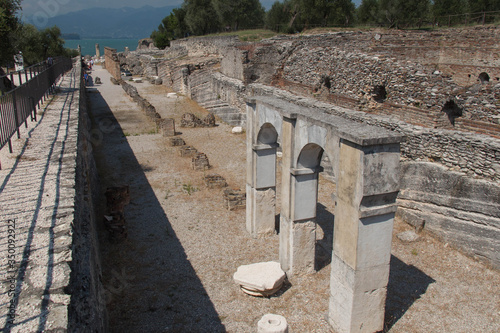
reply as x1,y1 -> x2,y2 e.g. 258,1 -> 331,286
233,261 -> 286,297
258,314 -> 288,333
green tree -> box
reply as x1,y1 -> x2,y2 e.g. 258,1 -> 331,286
433,0 -> 468,17
213,0 -> 265,30
284,0 -> 356,30
151,16 -> 171,49
40,26 -> 65,59
0,0 -> 21,66
13,23 -> 42,65
151,8 -> 189,49
378,0 -> 430,28
265,1 -> 292,32
13,24 -> 71,65
184,0 -> 220,35
468,0 -> 500,13
169,8 -> 189,39
327,0 -> 356,26
357,0 -> 380,25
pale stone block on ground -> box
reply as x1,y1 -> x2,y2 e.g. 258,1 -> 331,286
233,261 -> 286,297
258,314 -> 288,333
232,126 -> 243,134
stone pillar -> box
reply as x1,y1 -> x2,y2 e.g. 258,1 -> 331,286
280,165 -> 319,275
279,116 -> 299,274
95,43 -> 100,58
246,100 -> 277,237
328,140 -> 400,333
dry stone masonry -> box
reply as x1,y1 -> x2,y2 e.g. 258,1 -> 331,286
204,174 -> 228,188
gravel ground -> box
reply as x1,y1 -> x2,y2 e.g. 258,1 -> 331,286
89,67 -> 500,333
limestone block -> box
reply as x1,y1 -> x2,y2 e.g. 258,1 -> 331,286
291,220 -> 316,275
233,261 -> 286,297
257,314 -> 288,333
157,118 -> 176,137
232,126 -> 244,134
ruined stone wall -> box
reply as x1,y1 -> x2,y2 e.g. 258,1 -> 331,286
170,35 -> 239,57
121,30 -> 500,267
368,27 -> 500,86
104,47 -> 121,80
241,32 -> 499,137
70,62 -> 107,330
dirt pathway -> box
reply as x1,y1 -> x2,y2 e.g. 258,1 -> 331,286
89,67 -> 500,333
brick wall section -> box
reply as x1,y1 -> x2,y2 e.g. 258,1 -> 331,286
104,47 -> 121,80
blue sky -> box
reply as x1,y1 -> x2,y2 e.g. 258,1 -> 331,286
20,0 -> 362,20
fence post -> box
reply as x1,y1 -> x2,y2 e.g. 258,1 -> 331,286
12,90 -> 20,139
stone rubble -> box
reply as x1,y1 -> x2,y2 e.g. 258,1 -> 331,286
233,261 -> 286,297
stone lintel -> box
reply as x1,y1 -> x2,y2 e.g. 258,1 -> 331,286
253,143 -> 279,151
251,96 -> 402,146
290,166 -> 324,176
359,203 -> 397,218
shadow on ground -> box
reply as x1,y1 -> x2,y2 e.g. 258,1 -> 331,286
87,88 -> 224,332
384,255 -> 435,331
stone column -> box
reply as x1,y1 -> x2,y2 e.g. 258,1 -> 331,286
95,43 -> 100,58
287,168 -> 319,275
328,140 -> 400,333
246,100 -> 277,237
279,116 -> 306,275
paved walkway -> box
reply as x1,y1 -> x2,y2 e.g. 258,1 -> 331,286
0,65 -> 79,332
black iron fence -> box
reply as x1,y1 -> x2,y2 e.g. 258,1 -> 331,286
0,57 -> 73,156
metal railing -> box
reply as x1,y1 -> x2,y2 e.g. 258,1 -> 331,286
0,57 -> 73,156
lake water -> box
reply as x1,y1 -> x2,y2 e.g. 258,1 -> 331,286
64,39 -> 138,57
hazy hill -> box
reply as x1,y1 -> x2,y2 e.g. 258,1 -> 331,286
37,5 -> 176,39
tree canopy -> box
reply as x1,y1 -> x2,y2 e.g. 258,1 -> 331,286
149,0 -> 500,42
0,0 -> 22,66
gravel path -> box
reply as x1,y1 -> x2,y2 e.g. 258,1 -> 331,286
91,67 -> 500,333
0,67 -> 78,332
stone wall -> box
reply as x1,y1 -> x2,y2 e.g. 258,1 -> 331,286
398,162 -> 500,268
170,35 -> 239,57
69,63 -> 107,330
104,47 -> 121,80
239,32 -> 500,137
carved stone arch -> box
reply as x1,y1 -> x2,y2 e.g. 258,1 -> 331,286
297,143 -> 324,169
257,123 -> 278,145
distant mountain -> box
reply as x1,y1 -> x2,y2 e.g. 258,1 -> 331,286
34,5 -> 176,39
